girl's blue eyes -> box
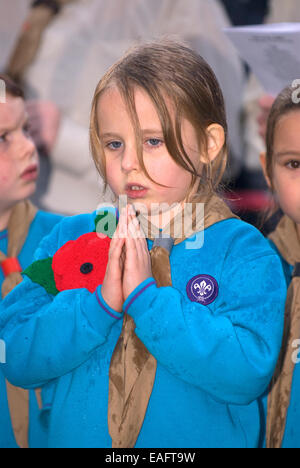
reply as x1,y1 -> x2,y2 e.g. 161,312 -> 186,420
147,138 -> 162,147
106,138 -> 163,150
107,141 -> 123,150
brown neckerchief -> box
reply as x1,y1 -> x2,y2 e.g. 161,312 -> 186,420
108,194 -> 239,448
0,200 -> 38,449
266,215 -> 300,448
6,0 -> 76,83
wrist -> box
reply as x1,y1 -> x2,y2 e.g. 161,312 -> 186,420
124,274 -> 153,301
101,281 -> 123,313
96,286 -> 123,320
123,278 -> 157,315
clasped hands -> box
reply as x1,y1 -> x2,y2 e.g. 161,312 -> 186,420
101,205 -> 153,313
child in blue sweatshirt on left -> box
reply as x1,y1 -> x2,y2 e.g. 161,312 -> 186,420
0,74 -> 63,448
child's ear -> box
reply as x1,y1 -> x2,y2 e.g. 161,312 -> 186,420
259,152 -> 272,189
204,124 -> 225,163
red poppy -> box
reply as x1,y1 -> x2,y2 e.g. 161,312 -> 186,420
52,232 -> 111,293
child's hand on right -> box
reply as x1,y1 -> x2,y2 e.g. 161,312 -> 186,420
101,212 -> 126,313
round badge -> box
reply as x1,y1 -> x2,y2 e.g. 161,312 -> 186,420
186,274 -> 219,306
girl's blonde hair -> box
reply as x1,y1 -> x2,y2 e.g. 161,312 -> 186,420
90,39 -> 228,198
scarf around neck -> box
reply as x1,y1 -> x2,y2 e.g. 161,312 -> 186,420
0,200 -> 38,449
266,215 -> 300,448
108,194 -> 239,448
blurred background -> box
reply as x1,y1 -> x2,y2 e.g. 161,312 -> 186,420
0,0 -> 299,228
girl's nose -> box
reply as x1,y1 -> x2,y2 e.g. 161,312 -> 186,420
17,132 -> 36,160
121,146 -> 140,173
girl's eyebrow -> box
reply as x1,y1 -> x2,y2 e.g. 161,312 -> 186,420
141,129 -> 164,135
99,129 -> 164,138
99,132 -> 121,139
275,151 -> 300,158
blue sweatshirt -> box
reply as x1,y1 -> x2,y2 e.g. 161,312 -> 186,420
0,213 -> 286,448
0,210 -> 63,448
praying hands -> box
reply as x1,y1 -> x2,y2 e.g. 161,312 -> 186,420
101,205 -> 152,313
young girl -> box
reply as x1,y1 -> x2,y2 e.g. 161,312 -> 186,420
0,74 -> 63,448
0,41 -> 286,448
260,85 -> 300,448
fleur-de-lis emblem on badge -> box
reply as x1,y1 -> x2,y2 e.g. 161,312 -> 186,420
186,274 -> 219,306
194,280 -> 212,297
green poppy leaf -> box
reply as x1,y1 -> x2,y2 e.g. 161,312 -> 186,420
23,257 -> 59,296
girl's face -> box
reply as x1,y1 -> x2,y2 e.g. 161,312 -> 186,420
96,86 -> 202,214
0,95 -> 39,210
267,110 -> 300,224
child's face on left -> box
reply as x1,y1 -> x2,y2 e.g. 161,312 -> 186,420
0,95 -> 39,209
96,86 -> 202,213
261,110 -> 300,225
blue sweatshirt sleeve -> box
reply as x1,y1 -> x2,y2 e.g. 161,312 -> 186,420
0,219 -> 123,388
123,252 -> 286,406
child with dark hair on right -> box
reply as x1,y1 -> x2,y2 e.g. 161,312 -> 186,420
260,84 -> 300,449
0,40 -> 286,448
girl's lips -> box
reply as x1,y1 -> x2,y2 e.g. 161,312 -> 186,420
125,184 -> 149,199
21,165 -> 39,182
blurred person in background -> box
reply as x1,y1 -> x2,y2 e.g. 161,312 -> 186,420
1,0 -> 245,215
243,0 -> 300,185
217,0 -> 300,228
